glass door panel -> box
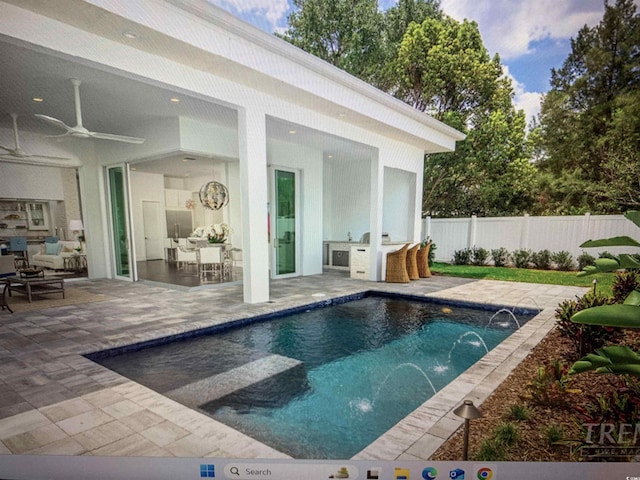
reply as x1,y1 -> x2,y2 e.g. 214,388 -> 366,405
274,169 -> 297,276
107,165 -> 133,279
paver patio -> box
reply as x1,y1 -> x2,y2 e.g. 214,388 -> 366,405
0,272 -> 586,459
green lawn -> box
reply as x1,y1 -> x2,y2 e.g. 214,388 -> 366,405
431,262 -> 615,297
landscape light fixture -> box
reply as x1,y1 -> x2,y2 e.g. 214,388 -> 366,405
453,399 -> 482,460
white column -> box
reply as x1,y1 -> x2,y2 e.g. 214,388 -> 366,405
369,152 -> 384,280
238,107 -> 269,303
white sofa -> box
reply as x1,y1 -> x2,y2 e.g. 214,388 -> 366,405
31,241 -> 82,270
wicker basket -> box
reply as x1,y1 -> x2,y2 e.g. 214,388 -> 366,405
385,244 -> 410,283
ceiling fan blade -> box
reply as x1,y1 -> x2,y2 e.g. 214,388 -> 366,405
0,144 -> 14,153
88,131 -> 146,144
34,114 -> 74,132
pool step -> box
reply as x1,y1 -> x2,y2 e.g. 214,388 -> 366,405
165,354 -> 304,407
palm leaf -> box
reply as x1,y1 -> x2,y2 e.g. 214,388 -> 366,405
569,346 -> 640,376
579,236 -> 640,248
571,304 -> 640,328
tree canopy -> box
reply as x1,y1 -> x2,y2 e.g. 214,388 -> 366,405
279,0 -> 639,217
535,0 -> 640,214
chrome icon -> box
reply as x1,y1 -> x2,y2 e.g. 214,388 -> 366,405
422,467 -> 438,479
476,467 -> 492,480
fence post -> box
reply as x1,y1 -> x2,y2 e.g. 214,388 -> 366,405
469,214 -> 477,249
520,213 -> 530,249
582,212 -> 591,243
425,216 -> 432,241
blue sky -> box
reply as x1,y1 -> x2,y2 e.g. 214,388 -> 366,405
207,0 -> 638,124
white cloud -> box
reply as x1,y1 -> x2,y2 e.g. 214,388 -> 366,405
210,0 -> 290,30
440,0 -> 606,60
503,65 -> 542,127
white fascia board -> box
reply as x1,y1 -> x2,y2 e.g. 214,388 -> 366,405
63,0 -> 465,149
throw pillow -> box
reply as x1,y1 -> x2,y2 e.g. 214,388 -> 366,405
45,242 -> 61,255
62,245 -> 75,253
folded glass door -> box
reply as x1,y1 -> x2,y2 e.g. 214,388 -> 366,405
271,167 -> 300,278
106,164 -> 136,280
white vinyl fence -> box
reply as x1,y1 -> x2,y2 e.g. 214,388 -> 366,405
422,214 -> 640,265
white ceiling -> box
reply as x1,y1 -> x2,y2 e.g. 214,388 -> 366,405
0,35 -> 375,178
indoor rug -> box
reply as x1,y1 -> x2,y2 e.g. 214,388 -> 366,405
3,287 -> 109,313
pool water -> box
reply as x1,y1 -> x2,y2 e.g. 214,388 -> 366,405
91,295 -> 534,459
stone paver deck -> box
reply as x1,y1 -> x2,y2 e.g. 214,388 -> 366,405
0,271 -> 586,459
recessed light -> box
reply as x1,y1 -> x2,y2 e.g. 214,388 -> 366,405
338,112 -> 346,117
327,155 -> 333,159
32,97 -> 44,102
170,98 -> 180,103
183,157 -> 196,162
130,167 -> 137,171
123,31 -> 138,39
288,130 -> 296,134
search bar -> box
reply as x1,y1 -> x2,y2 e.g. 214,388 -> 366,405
224,463 -> 359,480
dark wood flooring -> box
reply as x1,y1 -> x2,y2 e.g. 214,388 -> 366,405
136,259 -> 242,288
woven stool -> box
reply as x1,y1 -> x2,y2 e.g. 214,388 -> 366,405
385,244 -> 410,283
417,242 -> 432,278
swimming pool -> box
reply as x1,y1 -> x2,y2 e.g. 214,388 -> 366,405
88,293 -> 536,459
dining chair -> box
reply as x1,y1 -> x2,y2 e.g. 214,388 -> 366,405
198,246 -> 223,279
176,245 -> 197,270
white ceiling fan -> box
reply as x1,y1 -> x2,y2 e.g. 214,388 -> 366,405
0,113 -> 74,165
35,78 -> 146,144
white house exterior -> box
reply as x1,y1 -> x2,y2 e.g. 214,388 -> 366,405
0,0 -> 464,303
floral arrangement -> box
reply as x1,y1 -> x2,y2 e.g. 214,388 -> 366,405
185,199 -> 196,210
191,223 -> 232,243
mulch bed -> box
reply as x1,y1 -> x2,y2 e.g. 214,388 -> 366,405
431,327 -> 640,462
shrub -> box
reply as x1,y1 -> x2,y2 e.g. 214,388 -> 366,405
428,242 -> 437,267
511,249 -> 532,269
612,270 -> 640,303
552,250 -> 574,270
527,359 -> 574,407
493,422 -> 520,447
453,248 -> 472,265
545,425 -> 564,445
577,251 -> 596,270
474,439 -> 506,461
554,292 -> 620,358
598,251 -> 616,260
471,246 -> 489,266
490,247 -> 509,267
531,249 -> 553,270
507,403 -> 530,421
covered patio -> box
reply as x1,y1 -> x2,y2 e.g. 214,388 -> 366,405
0,0 -> 464,303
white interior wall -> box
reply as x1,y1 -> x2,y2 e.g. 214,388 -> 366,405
130,171 -> 166,260
382,167 -> 415,243
323,158 -> 372,242
268,139 -> 323,275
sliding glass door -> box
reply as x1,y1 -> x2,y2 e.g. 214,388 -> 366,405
106,164 -> 136,280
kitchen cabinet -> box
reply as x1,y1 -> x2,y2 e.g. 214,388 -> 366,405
26,202 -> 49,230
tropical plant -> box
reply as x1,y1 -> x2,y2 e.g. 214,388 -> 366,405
612,270 -> 640,303
569,211 -> 640,376
554,292 -> 620,359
